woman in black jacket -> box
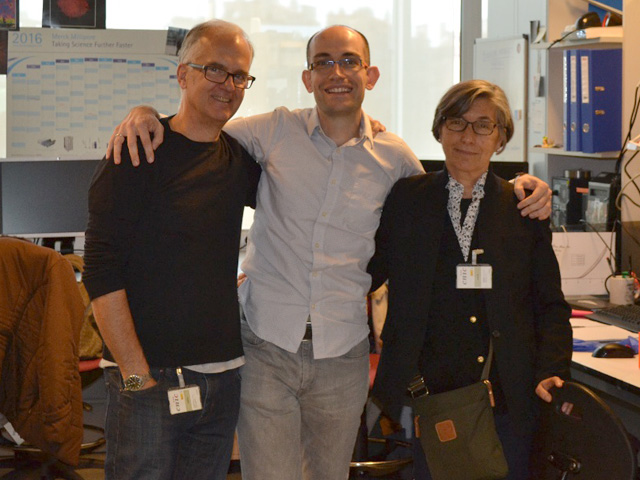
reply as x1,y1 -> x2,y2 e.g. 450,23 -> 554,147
368,80 -> 572,480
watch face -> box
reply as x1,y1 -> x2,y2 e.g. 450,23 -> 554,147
124,374 -> 144,391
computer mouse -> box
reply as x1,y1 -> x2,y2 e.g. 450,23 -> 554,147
592,343 -> 636,358
575,12 -> 601,30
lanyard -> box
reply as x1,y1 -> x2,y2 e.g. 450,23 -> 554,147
446,172 -> 487,262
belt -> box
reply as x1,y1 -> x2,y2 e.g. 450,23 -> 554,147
302,322 -> 313,341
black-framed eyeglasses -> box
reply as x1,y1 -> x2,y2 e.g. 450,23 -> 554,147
308,57 -> 368,72
187,63 -> 256,89
443,116 -> 500,136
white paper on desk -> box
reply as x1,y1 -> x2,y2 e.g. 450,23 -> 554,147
553,232 -> 615,296
571,318 -> 629,341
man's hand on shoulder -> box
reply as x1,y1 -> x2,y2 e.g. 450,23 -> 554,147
367,114 -> 387,137
513,173 -> 552,220
107,105 -> 165,166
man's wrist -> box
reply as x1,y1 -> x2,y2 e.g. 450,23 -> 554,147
123,372 -> 153,391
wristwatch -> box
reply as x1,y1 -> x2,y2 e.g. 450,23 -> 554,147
123,372 -> 152,391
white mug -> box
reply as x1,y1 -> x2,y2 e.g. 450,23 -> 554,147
608,276 -> 635,305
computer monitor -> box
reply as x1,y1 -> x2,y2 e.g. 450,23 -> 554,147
0,158 -> 100,238
420,160 -> 528,181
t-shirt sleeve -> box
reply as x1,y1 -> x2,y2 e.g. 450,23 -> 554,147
83,146 -> 151,300
243,147 -> 261,209
403,147 -> 426,177
224,109 -> 285,165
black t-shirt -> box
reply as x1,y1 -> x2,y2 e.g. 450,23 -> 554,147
84,117 -> 261,367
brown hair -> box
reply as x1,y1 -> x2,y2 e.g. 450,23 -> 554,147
432,79 -> 514,154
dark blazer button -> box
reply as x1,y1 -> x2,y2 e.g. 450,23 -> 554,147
491,330 -> 501,337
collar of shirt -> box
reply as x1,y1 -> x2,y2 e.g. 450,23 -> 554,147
306,107 -> 375,150
446,171 -> 488,262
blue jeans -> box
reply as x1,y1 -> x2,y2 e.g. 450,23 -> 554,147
412,411 -> 533,480
103,366 -> 240,480
237,318 -> 370,480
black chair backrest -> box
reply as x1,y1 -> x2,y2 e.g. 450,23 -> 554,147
531,381 -> 637,480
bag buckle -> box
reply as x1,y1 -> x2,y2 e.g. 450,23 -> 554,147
407,375 -> 429,398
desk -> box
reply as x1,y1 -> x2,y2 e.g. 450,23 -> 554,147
570,318 -> 640,438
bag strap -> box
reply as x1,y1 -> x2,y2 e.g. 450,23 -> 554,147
480,338 -> 494,381
408,338 -> 494,399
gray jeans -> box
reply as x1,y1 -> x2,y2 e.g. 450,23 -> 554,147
237,318 -> 369,480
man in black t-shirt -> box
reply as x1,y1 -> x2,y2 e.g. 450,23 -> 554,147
83,20 -> 260,480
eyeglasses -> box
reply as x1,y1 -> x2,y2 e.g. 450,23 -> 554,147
443,117 -> 500,136
308,57 -> 368,72
187,63 -> 256,89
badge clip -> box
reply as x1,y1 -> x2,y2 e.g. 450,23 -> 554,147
167,367 -> 203,415
457,248 -> 492,289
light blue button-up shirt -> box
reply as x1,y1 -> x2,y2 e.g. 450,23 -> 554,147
227,107 -> 423,359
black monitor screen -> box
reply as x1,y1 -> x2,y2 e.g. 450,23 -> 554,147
420,160 -> 528,181
0,159 -> 100,237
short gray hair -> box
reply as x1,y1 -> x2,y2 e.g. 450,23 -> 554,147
432,80 -> 514,154
178,19 -> 254,65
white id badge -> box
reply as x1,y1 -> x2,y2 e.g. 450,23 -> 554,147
456,264 -> 492,289
168,385 -> 203,415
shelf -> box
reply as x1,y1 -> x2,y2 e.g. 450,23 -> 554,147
530,147 -> 619,159
551,37 -> 623,48
530,37 -> 623,50
530,42 -> 551,50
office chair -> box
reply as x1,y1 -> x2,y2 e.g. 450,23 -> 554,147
349,353 -> 413,479
530,380 -> 637,480
0,238 -> 105,479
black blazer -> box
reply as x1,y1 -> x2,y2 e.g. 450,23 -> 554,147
368,169 -> 572,433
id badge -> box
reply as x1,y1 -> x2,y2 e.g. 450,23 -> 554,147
168,385 -> 202,415
456,264 -> 492,289
167,367 -> 202,415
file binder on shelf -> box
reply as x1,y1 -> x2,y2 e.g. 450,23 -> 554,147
563,50 -> 570,150
580,48 -> 622,154
568,49 -> 582,152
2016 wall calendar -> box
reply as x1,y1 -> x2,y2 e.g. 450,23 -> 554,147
7,27 -> 181,157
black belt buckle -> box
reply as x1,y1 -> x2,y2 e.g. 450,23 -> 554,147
302,322 -> 313,341
407,375 -> 429,398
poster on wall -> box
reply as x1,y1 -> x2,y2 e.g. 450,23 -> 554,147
7,28 -> 182,157
0,31 -> 7,74
43,0 -> 105,29
0,0 -> 18,31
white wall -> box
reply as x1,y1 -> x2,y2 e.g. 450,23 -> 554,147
486,0 -> 546,39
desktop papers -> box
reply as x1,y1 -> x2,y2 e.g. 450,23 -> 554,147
571,318 -> 628,342
552,231 -> 615,296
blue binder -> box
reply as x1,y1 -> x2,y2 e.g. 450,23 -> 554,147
562,50 -> 571,150
567,50 -> 581,151
579,48 -> 622,153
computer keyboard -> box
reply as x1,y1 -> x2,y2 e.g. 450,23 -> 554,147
586,304 -> 640,333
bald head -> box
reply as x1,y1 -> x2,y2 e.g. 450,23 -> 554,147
178,19 -> 254,65
306,25 -> 370,67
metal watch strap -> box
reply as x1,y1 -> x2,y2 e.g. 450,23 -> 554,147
123,372 -> 152,391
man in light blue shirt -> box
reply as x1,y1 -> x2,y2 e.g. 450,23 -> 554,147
109,24 -> 552,480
